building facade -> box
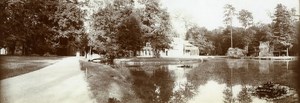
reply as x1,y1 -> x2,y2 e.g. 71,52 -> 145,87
138,37 -> 199,57
0,47 -> 8,55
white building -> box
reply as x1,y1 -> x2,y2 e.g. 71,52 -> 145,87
0,48 -> 8,55
138,37 -> 199,57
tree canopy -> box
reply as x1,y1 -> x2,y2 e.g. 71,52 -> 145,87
91,0 -> 171,59
271,4 -> 296,56
185,26 -> 214,55
0,0 -> 85,55
136,0 -> 172,57
238,9 -> 253,29
0,1 -> 298,58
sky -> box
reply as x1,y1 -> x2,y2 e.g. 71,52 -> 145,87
160,0 -> 300,33
79,0 -> 299,34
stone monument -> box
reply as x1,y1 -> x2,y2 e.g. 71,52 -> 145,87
259,41 -> 272,57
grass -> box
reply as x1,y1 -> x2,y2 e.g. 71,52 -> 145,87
79,60 -> 141,103
0,56 -> 63,80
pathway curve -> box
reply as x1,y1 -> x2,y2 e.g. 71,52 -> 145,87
1,57 -> 95,103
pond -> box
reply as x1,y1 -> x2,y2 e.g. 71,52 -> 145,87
126,58 -> 298,103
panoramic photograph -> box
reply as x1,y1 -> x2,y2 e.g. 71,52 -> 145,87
0,0 -> 299,103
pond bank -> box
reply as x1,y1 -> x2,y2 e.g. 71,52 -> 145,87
80,56 -> 298,103
243,56 -> 297,60
79,59 -> 141,103
113,56 -> 220,66
113,56 -> 297,66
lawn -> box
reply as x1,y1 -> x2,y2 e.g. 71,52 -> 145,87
0,56 -> 64,80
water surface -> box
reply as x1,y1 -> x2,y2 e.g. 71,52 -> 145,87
127,58 -> 298,103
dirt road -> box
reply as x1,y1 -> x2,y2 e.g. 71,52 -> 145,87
1,57 -> 95,103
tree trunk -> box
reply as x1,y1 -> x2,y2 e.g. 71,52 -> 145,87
230,21 -> 233,48
279,51 -> 281,56
22,43 -> 26,55
90,46 -> 92,55
133,50 -> 137,57
9,45 -> 16,55
87,46 -> 92,60
286,47 -> 289,56
84,50 -> 87,58
154,49 -> 160,58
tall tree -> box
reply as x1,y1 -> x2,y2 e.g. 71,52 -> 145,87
117,14 -> 144,56
272,4 -> 295,56
52,0 -> 85,55
136,0 -> 172,57
288,8 -> 299,55
1,0 -> 86,56
1,0 -> 59,55
78,0 -> 109,57
238,9 -> 254,53
185,26 -> 214,55
92,0 -> 139,60
224,4 -> 236,48
207,28 -> 225,55
0,0 -> 12,51
219,27 -> 248,55
247,23 -> 273,56
238,9 -> 253,29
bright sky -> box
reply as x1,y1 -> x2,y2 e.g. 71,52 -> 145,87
160,0 -> 300,33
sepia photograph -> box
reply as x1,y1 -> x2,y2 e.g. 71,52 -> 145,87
0,0 -> 299,103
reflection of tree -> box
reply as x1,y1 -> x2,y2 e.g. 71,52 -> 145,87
130,66 -> 174,103
225,59 -> 296,87
130,69 -> 156,103
223,86 -> 252,103
185,59 -> 296,87
225,60 -> 252,103
223,87 -> 234,103
151,67 -> 174,103
171,83 -> 197,103
128,59 -> 297,102
237,87 -> 252,103
186,60 -> 229,87
226,59 -> 246,69
258,60 -> 271,74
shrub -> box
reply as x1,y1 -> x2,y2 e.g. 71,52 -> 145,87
226,47 -> 246,58
31,54 -> 40,56
43,52 -> 56,57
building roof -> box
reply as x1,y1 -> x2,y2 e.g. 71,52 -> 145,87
184,41 -> 198,50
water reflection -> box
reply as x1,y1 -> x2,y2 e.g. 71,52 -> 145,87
237,87 -> 252,103
128,59 -> 298,103
172,82 -> 197,103
130,67 -> 174,103
226,59 -> 247,69
258,60 -> 272,74
223,86 -> 234,103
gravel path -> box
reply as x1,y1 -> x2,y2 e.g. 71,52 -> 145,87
1,57 -> 95,103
